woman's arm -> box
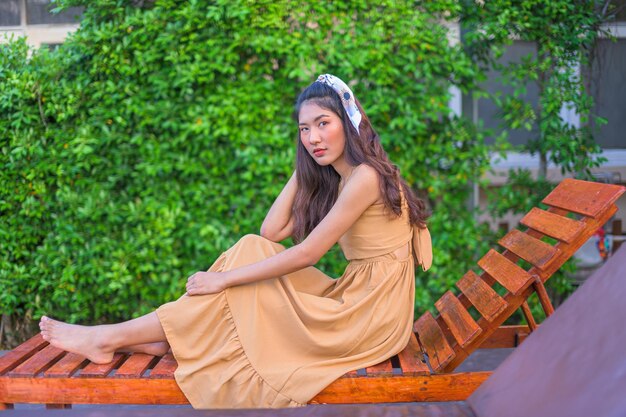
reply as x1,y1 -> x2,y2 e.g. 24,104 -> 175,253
259,170 -> 297,242
186,166 -> 380,295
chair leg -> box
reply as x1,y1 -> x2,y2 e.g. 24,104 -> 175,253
521,301 -> 538,331
532,276 -> 555,317
46,404 -> 72,409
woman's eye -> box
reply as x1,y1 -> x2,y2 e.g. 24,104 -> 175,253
319,121 -> 328,127
300,127 -> 309,133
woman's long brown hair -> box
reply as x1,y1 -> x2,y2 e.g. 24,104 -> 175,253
292,81 -> 429,243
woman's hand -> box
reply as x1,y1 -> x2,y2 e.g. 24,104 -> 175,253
186,271 -> 227,296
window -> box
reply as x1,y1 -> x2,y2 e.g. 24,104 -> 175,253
26,0 -> 83,25
476,41 -> 540,146
41,42 -> 62,51
613,0 -> 626,21
0,0 -> 21,26
590,39 -> 626,148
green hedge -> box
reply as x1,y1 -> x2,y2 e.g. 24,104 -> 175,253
1,1 -> 495,345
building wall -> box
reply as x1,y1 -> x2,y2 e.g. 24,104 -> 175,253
0,0 -> 82,48
479,149 -> 626,231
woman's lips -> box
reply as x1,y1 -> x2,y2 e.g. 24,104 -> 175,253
313,149 -> 326,157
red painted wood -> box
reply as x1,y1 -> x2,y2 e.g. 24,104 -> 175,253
542,178 -> 625,218
0,377 -> 188,404
521,208 -> 584,243
114,354 -> 155,378
8,345 -> 65,377
397,333 -> 430,375
414,311 -> 455,371
478,250 -> 533,295
149,353 -> 177,379
311,372 -> 492,403
365,359 -> 393,376
532,277 -> 555,317
0,334 -> 47,375
478,325 -> 530,349
499,229 -> 559,270
79,353 -> 126,378
435,291 -> 482,348
44,353 -> 87,378
444,201 -> 622,373
0,372 -> 492,405
456,270 -> 507,322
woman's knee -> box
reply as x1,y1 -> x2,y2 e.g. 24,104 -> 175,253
235,233 -> 284,252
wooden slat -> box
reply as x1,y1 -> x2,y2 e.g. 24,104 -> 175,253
114,354 -> 155,378
456,270 -> 508,322
542,178 -> 625,218
414,311 -> 455,371
499,229 -> 559,270
478,250 -> 533,295
8,345 -> 65,377
365,359 -> 393,376
149,353 -> 177,379
397,333 -> 430,375
435,291 -> 482,348
0,377 -> 188,405
0,334 -> 47,375
310,371 -> 493,404
79,353 -> 125,378
44,353 -> 87,378
521,208 -> 585,243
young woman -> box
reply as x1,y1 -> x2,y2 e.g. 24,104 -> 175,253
39,74 -> 430,408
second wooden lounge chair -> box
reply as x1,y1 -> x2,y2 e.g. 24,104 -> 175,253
0,178 -> 624,409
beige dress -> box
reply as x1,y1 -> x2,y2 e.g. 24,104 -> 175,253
156,200 -> 415,408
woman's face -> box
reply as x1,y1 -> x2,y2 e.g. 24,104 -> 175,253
298,101 -> 346,168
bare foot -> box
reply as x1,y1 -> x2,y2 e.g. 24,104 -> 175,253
39,316 -> 114,364
120,342 -> 170,356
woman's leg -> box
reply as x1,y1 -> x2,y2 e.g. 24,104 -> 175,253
119,342 -> 170,356
39,312 -> 167,364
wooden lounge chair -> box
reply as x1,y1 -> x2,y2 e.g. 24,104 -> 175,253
467,243 -> 626,417
0,178 -> 623,409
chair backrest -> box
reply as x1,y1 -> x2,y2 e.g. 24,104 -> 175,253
468,244 -> 626,417
413,179 -> 625,373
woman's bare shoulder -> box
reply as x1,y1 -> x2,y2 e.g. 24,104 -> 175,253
345,164 -> 381,203
353,163 -> 377,179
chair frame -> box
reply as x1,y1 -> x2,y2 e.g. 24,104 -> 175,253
1,179 -> 624,409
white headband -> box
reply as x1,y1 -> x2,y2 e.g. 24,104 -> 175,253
316,74 -> 362,134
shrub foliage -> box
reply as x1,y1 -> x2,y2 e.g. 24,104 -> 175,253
2,0 -> 496,346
